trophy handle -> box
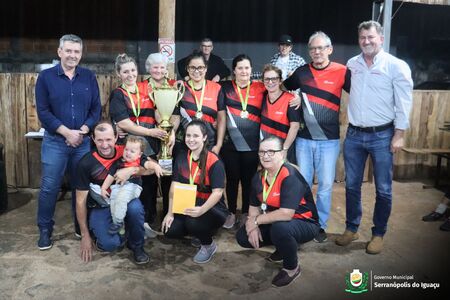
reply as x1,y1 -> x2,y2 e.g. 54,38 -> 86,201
175,81 -> 185,104
148,81 -> 156,105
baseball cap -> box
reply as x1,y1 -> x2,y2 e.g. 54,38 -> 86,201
279,34 -> 293,45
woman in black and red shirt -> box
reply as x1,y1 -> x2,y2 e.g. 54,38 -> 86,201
260,64 -> 300,162
109,53 -> 168,228
220,54 -> 266,228
162,120 -> 228,264
236,136 -> 320,287
175,51 -> 226,154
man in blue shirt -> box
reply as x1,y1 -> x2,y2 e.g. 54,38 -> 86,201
35,34 -> 101,250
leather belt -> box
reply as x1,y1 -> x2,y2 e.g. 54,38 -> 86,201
349,122 -> 394,133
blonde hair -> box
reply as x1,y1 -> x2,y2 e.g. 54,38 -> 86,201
115,53 -> 137,73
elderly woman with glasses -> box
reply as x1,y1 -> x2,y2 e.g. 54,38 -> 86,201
236,135 -> 320,287
260,64 -> 300,161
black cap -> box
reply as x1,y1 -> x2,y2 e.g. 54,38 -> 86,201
279,34 -> 293,45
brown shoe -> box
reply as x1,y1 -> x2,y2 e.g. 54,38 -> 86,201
335,230 -> 359,246
366,236 -> 383,254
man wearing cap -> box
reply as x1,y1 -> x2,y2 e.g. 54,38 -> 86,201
270,34 -> 306,80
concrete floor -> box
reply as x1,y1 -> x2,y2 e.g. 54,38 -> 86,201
0,181 -> 449,300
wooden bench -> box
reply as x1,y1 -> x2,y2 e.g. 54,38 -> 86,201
402,148 -> 450,188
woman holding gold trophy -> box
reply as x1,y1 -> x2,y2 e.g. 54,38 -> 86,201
161,120 -> 228,264
175,51 -> 226,155
109,53 -> 169,237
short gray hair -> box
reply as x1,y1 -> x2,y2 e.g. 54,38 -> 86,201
59,34 -> 83,49
308,31 -> 332,47
145,53 -> 168,73
358,20 -> 383,35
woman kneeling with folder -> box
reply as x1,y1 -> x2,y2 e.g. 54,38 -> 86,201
236,136 -> 320,287
161,120 -> 228,263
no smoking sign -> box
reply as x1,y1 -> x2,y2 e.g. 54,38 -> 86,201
158,38 -> 175,63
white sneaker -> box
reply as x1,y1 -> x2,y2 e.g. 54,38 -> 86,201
144,222 -> 158,239
193,241 -> 217,264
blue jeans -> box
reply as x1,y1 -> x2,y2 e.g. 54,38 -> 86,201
37,132 -> 90,231
343,126 -> 394,236
295,138 -> 340,229
89,199 -> 145,251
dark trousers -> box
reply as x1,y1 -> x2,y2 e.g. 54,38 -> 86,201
161,176 -> 172,216
221,148 -> 259,214
140,174 -> 158,223
164,207 -> 226,245
236,219 -> 319,269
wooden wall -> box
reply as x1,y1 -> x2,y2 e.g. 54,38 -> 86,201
0,73 -> 449,187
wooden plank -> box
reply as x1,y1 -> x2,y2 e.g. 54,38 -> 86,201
0,74 -> 16,187
10,74 -> 29,187
96,74 -> 112,119
403,148 -> 450,154
25,73 -> 42,188
25,74 -> 40,131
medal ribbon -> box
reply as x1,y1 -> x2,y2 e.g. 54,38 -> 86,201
262,162 -> 284,208
122,84 -> 141,125
188,151 -> 200,185
236,81 -> 250,113
189,80 -> 206,114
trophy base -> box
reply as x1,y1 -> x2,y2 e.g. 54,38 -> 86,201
158,159 -> 173,176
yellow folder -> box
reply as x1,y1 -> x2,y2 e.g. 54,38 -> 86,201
172,182 -> 197,214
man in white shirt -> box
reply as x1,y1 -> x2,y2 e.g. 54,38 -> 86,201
335,20 -> 413,254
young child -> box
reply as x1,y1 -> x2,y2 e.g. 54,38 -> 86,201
101,136 -> 161,234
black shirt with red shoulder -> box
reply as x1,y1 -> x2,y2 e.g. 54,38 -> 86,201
175,80 -> 225,146
283,62 -> 350,140
76,145 -> 124,208
108,155 -> 147,186
221,80 -> 266,152
260,91 -> 300,140
109,82 -> 159,156
250,163 -> 319,223
172,149 -> 227,208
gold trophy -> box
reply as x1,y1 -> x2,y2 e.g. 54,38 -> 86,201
149,80 -> 185,175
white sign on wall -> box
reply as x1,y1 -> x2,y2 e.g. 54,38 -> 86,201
158,38 -> 175,63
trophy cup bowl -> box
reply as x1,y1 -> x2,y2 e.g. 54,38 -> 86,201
149,81 -> 185,175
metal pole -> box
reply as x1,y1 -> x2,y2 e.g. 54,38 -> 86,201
382,0 -> 393,53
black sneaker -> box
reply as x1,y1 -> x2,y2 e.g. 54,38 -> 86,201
133,247 -> 150,265
38,228 -> 53,251
440,218 -> 450,231
191,237 -> 201,248
266,250 -> 283,263
422,211 -> 444,222
314,229 -> 328,243
272,265 -> 302,287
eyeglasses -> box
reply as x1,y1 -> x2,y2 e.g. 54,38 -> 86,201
188,66 -> 206,72
263,77 -> 280,84
308,45 -> 330,52
258,149 -> 283,157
